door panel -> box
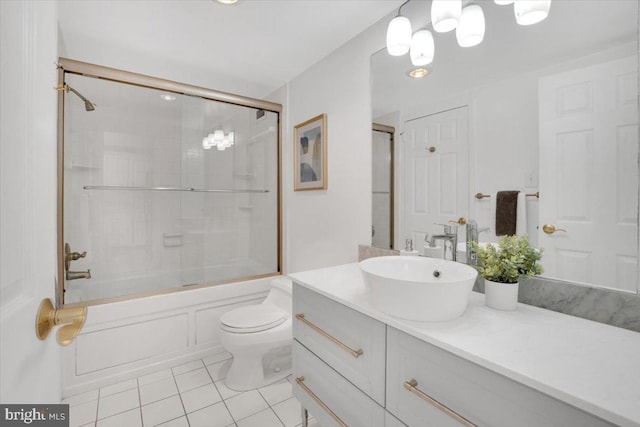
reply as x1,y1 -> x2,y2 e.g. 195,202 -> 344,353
0,0 -> 60,403
402,107 -> 469,250
539,56 -> 638,291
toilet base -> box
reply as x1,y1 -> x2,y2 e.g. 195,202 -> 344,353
224,345 -> 292,391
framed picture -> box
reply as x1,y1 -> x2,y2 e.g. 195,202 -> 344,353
294,114 -> 327,191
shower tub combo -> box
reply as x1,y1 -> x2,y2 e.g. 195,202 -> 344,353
56,59 -> 282,396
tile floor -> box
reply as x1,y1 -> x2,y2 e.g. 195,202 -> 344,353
63,351 -> 318,427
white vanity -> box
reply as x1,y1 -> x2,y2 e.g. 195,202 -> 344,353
289,263 -> 640,427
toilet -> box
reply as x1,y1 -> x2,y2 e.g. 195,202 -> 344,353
219,277 -> 293,391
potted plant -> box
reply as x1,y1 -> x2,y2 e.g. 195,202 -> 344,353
470,235 -> 543,310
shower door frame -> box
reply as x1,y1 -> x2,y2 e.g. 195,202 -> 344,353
56,57 -> 283,307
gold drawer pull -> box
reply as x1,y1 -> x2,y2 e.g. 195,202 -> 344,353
296,376 -> 347,427
295,313 -> 363,358
404,379 -> 477,427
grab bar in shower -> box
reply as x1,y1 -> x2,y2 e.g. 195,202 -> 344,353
83,185 -> 270,193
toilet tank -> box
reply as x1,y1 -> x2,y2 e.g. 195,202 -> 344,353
264,277 -> 292,312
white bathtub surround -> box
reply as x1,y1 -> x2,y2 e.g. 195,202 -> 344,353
290,263 -> 640,426
61,276 -> 277,397
62,353 -> 317,427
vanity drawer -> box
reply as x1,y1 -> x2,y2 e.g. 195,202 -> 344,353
293,283 -> 386,405
293,340 -> 385,427
386,327 -> 614,427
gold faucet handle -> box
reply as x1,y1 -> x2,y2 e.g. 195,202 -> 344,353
542,224 -> 567,235
68,251 -> 87,261
449,217 -> 466,225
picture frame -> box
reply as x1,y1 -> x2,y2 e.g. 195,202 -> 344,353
294,114 -> 327,191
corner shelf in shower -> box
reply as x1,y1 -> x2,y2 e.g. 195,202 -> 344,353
83,185 -> 270,193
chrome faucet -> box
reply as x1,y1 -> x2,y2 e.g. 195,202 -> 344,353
426,224 -> 458,261
465,220 -> 490,265
66,270 -> 91,280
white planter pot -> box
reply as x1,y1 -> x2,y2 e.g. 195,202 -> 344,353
484,279 -> 519,311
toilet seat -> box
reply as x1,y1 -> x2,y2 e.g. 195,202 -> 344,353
220,304 -> 287,333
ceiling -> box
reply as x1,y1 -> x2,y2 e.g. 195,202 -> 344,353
57,0 -> 404,98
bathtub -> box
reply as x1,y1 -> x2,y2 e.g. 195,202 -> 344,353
60,272 -> 277,397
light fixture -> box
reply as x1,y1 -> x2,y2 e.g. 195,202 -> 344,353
408,68 -> 430,79
410,30 -> 435,66
431,0 -> 462,33
216,0 -> 238,4
385,0 -> 550,71
203,130 -> 235,151
456,5 -> 485,48
160,93 -> 176,101
386,17 -> 412,56
386,1 -> 412,56
514,0 -> 551,26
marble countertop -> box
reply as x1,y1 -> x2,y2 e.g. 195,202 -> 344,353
289,263 -> 640,427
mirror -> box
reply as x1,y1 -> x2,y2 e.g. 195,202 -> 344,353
372,124 -> 395,249
372,0 -> 638,293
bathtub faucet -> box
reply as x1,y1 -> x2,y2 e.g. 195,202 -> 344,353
66,270 -> 91,280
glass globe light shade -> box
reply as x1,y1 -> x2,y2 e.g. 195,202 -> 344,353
202,137 -> 211,149
227,131 -> 235,146
431,0 -> 462,33
514,0 -> 551,26
456,5 -> 485,48
410,30 -> 435,66
214,130 -> 224,143
386,16 -> 412,56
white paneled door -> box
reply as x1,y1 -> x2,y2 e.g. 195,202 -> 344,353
539,56 -> 638,292
0,1 -> 61,402
402,107 -> 469,251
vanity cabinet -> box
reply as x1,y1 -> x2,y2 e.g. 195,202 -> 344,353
386,327 -> 613,427
292,281 -> 617,427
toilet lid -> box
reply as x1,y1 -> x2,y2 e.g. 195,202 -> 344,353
220,304 -> 287,333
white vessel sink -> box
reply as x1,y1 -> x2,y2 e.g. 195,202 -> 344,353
359,256 -> 478,322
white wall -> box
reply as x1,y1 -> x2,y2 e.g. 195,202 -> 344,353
284,19 -> 391,273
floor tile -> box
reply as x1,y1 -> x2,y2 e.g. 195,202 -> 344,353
272,397 -> 302,427
100,379 -> 138,397
139,376 -> 178,406
138,369 -> 173,386
96,408 -> 142,427
180,383 -> 222,414
225,390 -> 269,422
206,359 -> 232,381
141,395 -> 185,427
237,408 -> 284,427
258,379 -> 293,406
187,402 -> 234,427
214,380 -> 242,400
69,399 -> 98,427
63,389 -> 99,407
172,359 -> 204,376
157,416 -> 189,427
174,367 -> 212,393
97,388 -> 139,420
203,351 -> 233,366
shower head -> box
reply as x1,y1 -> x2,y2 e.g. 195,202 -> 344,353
66,85 -> 96,111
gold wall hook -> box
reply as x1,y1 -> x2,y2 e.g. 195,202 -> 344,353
449,217 -> 466,225
475,192 -> 490,199
36,298 -> 87,346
